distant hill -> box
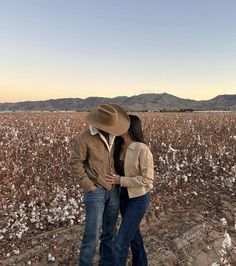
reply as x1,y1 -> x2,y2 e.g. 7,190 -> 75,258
0,93 -> 235,111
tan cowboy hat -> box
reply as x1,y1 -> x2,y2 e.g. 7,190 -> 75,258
86,104 -> 130,136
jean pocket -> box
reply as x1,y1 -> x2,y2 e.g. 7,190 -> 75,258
84,187 -> 104,201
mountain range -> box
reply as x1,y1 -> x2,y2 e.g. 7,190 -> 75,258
0,93 -> 235,111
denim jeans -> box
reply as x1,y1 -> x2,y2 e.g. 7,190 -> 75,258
79,186 -> 120,266
114,188 -> 149,266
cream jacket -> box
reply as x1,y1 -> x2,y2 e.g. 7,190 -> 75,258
120,142 -> 154,198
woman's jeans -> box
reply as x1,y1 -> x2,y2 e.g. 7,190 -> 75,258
114,188 -> 150,266
79,186 -> 120,266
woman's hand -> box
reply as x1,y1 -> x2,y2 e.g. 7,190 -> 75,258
105,173 -> 121,184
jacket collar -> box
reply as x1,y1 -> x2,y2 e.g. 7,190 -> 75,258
127,142 -> 138,150
89,126 -> 100,136
89,126 -> 115,151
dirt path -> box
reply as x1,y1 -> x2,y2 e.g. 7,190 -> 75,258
1,204 -> 235,266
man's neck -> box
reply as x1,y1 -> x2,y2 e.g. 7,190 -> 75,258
99,130 -> 109,141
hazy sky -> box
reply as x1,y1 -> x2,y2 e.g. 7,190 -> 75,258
0,0 -> 235,103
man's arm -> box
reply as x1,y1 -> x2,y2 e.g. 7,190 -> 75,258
70,135 -> 97,192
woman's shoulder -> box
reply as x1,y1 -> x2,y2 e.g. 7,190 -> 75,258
135,142 -> 153,161
133,142 -> 151,152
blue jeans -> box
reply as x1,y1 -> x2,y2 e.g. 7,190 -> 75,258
79,186 -> 120,266
114,188 -> 149,266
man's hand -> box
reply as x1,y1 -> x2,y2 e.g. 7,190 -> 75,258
105,173 -> 121,185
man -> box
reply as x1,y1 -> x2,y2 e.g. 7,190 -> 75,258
70,104 -> 130,266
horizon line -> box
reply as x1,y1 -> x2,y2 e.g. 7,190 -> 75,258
0,92 -> 235,104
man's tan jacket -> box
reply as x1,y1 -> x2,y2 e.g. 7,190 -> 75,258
70,128 -> 115,192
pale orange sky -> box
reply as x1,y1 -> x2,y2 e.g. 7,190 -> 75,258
1,65 -> 235,102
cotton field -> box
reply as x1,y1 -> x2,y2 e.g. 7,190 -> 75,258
0,111 -> 236,263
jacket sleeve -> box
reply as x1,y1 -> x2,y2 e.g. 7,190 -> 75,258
120,146 -> 154,187
70,135 -> 96,191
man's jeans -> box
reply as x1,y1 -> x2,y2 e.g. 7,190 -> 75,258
79,186 -> 120,266
114,188 -> 149,266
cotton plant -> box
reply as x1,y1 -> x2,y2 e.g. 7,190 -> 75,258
212,217 -> 235,266
1,111 -> 236,262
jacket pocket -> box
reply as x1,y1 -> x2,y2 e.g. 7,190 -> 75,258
89,145 -> 99,151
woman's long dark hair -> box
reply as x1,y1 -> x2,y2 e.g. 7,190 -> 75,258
114,115 -> 145,170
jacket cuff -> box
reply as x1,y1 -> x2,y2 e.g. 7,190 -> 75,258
120,176 -> 127,187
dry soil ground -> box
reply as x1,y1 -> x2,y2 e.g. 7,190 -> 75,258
1,201 -> 235,266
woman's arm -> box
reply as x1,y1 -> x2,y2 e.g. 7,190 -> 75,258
105,146 -> 154,187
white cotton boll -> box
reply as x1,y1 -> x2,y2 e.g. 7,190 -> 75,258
48,253 -> 55,261
13,249 -> 20,255
220,218 -> 227,226
183,175 -> 188,182
16,231 -> 23,239
30,218 -> 36,223
47,216 -> 53,224
64,205 -> 69,210
211,263 -> 219,266
222,232 -> 232,249
176,163 -> 180,171
220,257 -> 229,264
28,201 -> 33,207
27,261 -> 32,265
2,227 -> 7,234
168,144 -> 177,152
62,196 -> 67,201
0,235 -> 4,240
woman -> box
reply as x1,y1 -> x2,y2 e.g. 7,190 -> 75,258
106,115 -> 154,266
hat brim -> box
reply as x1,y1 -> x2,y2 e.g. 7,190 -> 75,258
86,104 -> 130,136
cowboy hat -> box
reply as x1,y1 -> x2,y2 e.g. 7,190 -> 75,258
86,104 -> 130,136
